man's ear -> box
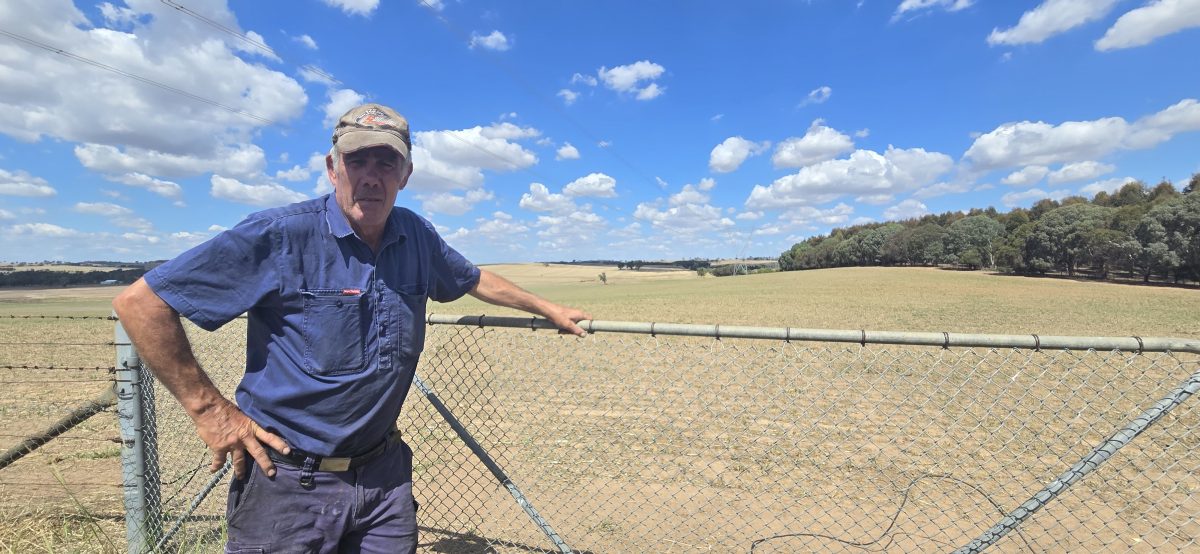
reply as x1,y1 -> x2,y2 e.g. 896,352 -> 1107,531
326,154 -> 337,186
398,162 -> 413,191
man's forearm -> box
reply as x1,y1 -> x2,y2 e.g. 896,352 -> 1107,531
467,269 -> 591,335
112,278 -> 229,419
468,270 -> 552,315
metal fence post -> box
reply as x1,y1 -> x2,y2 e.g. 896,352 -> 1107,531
115,316 -> 161,552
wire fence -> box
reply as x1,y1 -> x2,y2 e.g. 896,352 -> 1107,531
0,315 -> 125,553
2,313 -> 1199,552
111,315 -> 1199,553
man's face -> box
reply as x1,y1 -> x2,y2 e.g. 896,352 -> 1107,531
328,145 -> 411,236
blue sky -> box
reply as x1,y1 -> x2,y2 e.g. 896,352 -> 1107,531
1,0 -> 1199,263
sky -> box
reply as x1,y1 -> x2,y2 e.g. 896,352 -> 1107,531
1,0 -> 1199,264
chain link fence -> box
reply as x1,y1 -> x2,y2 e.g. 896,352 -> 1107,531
117,315 -> 1199,553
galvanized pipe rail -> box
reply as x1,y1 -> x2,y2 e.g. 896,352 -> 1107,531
426,313 -> 1200,354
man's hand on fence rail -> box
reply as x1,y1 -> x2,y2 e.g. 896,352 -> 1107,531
193,397 -> 288,479
543,306 -> 592,337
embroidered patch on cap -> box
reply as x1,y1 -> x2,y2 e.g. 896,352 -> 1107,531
356,108 -> 396,128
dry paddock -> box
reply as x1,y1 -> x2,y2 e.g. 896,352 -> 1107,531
1,267 -> 1198,552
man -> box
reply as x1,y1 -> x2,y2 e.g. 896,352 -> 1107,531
112,103 -> 591,553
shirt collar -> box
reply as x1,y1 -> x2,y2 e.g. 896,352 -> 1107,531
324,193 -> 406,247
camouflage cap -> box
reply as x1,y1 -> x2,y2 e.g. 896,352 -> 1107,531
331,103 -> 411,159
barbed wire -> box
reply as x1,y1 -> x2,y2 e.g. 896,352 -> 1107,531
0,481 -> 121,489
0,365 -> 116,372
0,434 -> 120,443
0,315 -> 116,320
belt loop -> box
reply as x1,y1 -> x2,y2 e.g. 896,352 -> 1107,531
299,456 -> 317,488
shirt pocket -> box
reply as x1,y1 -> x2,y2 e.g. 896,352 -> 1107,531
301,288 -> 366,375
395,284 -> 427,360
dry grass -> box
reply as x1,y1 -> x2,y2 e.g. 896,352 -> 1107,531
0,265 -> 1196,552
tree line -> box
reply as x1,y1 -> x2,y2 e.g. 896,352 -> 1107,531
778,175 -> 1200,284
0,268 -> 148,288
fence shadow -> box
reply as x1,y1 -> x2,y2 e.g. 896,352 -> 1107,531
419,525 -> 596,554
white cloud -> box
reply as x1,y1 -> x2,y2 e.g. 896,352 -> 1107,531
1079,176 -> 1138,196
4,223 -> 80,238
670,183 -> 710,206
772,120 -> 855,168
746,146 -> 954,210
469,30 -> 511,51
1125,98 -> 1200,149
407,122 -> 541,193
294,34 -> 318,50
208,224 -> 228,232
557,89 -> 580,105
736,211 -> 762,221
322,0 -> 379,16
419,189 -> 494,216
415,124 -> 538,172
532,210 -> 608,251
0,2 -> 305,172
481,122 -> 540,141
634,202 -> 734,234
1001,188 -> 1071,207
711,114 -> 724,122
299,65 -> 338,86
636,83 -> 664,100
420,0 -> 445,11
798,86 -> 832,107
555,143 -> 580,161
98,2 -> 139,27
107,172 -> 184,202
570,73 -> 598,86
965,98 -> 1200,170
210,175 -> 307,207
73,202 -> 132,217
894,0 -> 974,20
519,183 -> 576,214
1096,0 -> 1200,51
0,169 -> 56,196
275,165 -> 311,182
882,199 -> 930,221
1048,160 -> 1115,184
564,173 -> 617,198
912,181 -> 972,199
0,209 -> 13,220
76,143 -> 266,180
709,136 -> 771,173
856,194 -> 895,205
777,203 -> 856,228
855,128 -> 871,138
597,60 -> 667,100
988,0 -> 1119,46
964,118 -> 1127,170
1002,165 -> 1050,186
597,140 -> 611,148
324,89 -> 367,128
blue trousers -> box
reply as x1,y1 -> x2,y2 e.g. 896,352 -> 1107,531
224,438 -> 418,554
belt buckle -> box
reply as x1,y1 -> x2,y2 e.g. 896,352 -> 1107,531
319,457 -> 351,472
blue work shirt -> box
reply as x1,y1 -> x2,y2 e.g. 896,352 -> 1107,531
145,194 -> 480,456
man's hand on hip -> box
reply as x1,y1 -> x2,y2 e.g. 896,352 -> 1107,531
194,399 -> 290,479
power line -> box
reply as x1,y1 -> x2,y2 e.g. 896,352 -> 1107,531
0,28 -> 277,126
159,0 -> 277,58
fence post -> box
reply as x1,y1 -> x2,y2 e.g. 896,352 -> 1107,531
115,316 -> 161,552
